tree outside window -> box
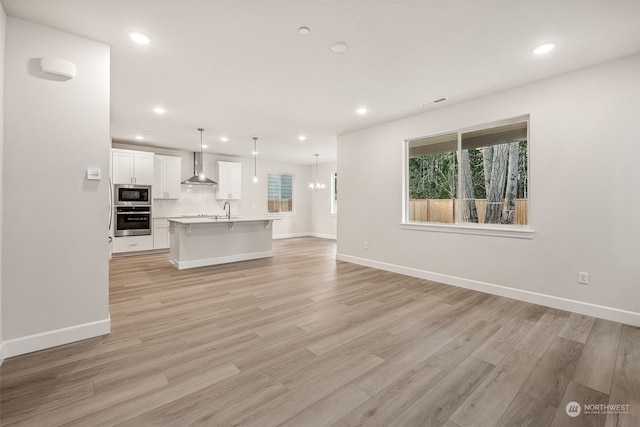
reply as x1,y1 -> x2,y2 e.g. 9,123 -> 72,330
407,119 -> 528,225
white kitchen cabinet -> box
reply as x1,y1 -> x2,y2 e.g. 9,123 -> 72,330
216,161 -> 242,200
153,155 -> 181,199
153,218 -> 170,249
112,149 -> 154,185
112,235 -> 154,253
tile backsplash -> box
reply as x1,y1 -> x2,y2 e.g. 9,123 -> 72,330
153,185 -> 238,218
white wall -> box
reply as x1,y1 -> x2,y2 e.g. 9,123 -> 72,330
309,160 -> 337,239
0,4 -> 6,364
337,54 -> 640,325
2,18 -> 111,356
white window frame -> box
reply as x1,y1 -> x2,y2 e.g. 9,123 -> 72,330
401,115 -> 534,239
330,172 -> 338,215
267,172 -> 295,215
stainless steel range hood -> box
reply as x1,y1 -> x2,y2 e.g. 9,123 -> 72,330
182,128 -> 217,186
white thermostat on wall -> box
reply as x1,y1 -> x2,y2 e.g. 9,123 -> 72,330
87,168 -> 101,180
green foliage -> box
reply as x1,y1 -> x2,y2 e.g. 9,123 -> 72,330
408,141 -> 528,200
408,151 -> 458,199
465,148 -> 486,199
517,140 -> 528,199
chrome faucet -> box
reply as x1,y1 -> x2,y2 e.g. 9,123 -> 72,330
223,201 -> 231,219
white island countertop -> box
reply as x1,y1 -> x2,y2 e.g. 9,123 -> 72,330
168,216 -> 276,225
168,217 -> 278,269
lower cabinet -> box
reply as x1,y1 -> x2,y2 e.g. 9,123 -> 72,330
112,235 -> 154,253
153,218 -> 170,249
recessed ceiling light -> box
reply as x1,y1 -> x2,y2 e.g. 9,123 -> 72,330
533,41 -> 556,55
153,107 -> 165,114
201,144 -> 208,148
298,135 -> 306,141
331,42 -> 348,53
220,136 -> 229,142
356,107 -> 368,115
135,135 -> 144,140
298,27 -> 310,35
128,30 -> 151,45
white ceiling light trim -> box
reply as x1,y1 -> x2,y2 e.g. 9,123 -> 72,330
533,41 -> 557,55
298,27 -> 310,35
331,42 -> 347,53
128,30 -> 151,45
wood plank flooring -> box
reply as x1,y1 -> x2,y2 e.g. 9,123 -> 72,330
1,237 -> 639,426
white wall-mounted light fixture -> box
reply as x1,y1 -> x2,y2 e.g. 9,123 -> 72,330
40,57 -> 76,79
309,154 -> 326,190
252,137 -> 259,184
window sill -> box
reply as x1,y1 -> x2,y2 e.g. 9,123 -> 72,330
400,222 -> 534,239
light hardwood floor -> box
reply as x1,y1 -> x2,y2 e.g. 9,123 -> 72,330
1,237 -> 639,426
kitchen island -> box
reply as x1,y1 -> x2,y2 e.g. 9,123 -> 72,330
168,217 -> 277,269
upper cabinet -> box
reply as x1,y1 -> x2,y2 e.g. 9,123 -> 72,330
112,149 -> 154,185
154,155 -> 181,199
216,161 -> 242,200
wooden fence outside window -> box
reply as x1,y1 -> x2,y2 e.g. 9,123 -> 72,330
409,198 -> 528,225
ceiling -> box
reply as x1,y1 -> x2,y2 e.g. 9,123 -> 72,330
3,1 -> 639,164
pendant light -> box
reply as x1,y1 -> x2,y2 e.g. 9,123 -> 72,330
252,137 -> 259,184
309,154 -> 326,190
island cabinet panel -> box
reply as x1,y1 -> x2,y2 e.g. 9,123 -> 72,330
216,161 -> 242,200
168,218 -> 275,269
153,218 -> 170,249
112,149 -> 154,185
154,155 -> 181,199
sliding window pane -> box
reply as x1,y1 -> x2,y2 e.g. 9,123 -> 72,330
460,121 -> 528,225
407,132 -> 458,223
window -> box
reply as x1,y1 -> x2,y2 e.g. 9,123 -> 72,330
331,172 -> 338,214
268,173 -> 294,213
406,117 -> 528,227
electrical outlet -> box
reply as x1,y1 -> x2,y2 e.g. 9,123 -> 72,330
363,241 -> 369,249
578,272 -> 589,285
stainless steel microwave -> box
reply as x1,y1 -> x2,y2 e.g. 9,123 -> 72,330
114,184 -> 151,205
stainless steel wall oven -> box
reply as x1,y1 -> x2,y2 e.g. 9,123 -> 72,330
114,205 -> 152,236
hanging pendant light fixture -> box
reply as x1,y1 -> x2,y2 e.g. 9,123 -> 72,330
309,154 -> 326,190
252,137 -> 259,183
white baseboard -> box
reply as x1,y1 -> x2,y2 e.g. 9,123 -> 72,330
336,253 -> 640,327
274,232 -> 336,240
0,341 -> 5,366
170,251 -> 273,270
273,232 -> 312,239
308,233 -> 337,240
2,316 -> 111,359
